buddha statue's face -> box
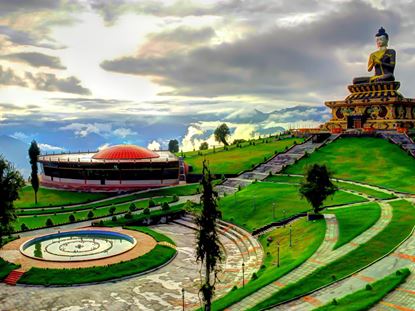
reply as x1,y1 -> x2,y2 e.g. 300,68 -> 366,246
376,35 -> 388,48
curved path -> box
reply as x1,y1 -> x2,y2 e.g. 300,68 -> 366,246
228,200 -> 393,311
0,222 -> 256,311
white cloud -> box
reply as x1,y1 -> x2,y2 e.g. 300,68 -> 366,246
38,143 -> 65,152
147,140 -> 161,150
98,143 -> 111,150
11,131 -> 30,142
113,127 -> 137,138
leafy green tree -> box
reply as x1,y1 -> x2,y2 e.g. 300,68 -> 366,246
109,206 -> 116,215
28,140 -> 40,205
143,207 -> 150,215
168,139 -> 179,153
87,210 -> 94,219
129,203 -> 137,211
161,202 -> 170,211
46,218 -> 53,227
148,199 -> 156,207
20,223 -> 29,231
0,156 -> 25,243
214,123 -> 230,146
299,164 -> 338,214
199,142 -> 209,150
69,214 -> 75,223
196,160 -> 222,310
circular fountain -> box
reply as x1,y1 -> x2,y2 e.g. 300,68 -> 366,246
20,230 -> 137,262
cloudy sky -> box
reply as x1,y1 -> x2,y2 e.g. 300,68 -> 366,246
1,0 -> 415,152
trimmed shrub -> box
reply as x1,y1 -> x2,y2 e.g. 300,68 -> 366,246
109,206 -> 116,215
148,199 -> 156,208
21,223 -> 29,231
129,203 -> 137,212
161,202 -> 170,211
69,214 -> 75,223
143,207 -> 150,215
87,211 -> 94,219
46,218 -> 53,227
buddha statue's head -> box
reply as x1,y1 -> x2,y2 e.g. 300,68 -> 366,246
376,27 -> 389,49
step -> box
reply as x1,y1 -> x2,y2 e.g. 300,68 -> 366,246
4,270 -> 25,286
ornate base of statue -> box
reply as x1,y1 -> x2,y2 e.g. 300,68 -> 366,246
322,81 -> 415,131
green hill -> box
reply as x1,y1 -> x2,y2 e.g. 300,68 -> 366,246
284,137 -> 415,193
184,137 -> 303,175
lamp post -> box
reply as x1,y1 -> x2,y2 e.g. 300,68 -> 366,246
182,288 -> 185,311
289,224 -> 292,248
272,202 -> 276,219
277,241 -> 280,267
242,262 -> 245,287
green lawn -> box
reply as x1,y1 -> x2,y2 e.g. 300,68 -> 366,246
16,186 -> 110,208
0,258 -> 20,280
18,244 -> 175,285
315,268 -> 410,311
124,226 -> 175,245
184,137 -> 304,175
18,183 -> 201,210
252,199 -> 415,310
211,218 -> 326,310
219,182 -> 367,232
266,175 -> 395,200
284,137 -> 415,193
326,203 -> 381,249
15,197 -> 175,231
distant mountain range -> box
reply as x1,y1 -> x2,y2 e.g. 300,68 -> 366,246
0,135 -> 30,178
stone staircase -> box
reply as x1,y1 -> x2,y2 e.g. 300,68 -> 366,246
215,134 -> 340,195
380,131 -> 415,157
172,215 -> 263,294
3,270 -> 25,286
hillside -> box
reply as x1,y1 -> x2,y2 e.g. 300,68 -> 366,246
284,136 -> 415,193
0,135 -> 30,177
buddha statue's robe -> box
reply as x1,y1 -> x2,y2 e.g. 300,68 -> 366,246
353,48 -> 396,84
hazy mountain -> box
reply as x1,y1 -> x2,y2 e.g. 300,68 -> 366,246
0,135 -> 30,178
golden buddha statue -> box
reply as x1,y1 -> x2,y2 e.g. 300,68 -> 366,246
353,27 -> 396,84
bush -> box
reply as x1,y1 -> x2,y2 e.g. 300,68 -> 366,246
143,207 -> 150,215
46,218 -> 53,227
109,206 -> 116,215
172,194 -> 178,202
365,284 -> 373,290
69,214 -> 75,223
21,223 -> 29,231
251,272 -> 258,280
161,202 -> 170,211
332,298 -> 338,305
129,203 -> 137,212
87,211 -> 94,219
199,142 -> 209,150
148,199 -> 156,208
124,212 -> 133,219
111,215 -> 117,222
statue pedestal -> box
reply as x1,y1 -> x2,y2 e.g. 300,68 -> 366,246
322,81 -> 415,131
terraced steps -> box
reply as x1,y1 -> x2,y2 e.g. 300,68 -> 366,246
3,270 -> 24,286
172,215 -> 263,294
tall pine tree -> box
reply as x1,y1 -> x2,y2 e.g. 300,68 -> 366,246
196,160 -> 222,310
28,140 -> 40,205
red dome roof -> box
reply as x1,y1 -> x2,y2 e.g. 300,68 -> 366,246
93,145 -> 160,160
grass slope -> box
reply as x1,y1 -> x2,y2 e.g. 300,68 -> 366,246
315,268 -> 410,311
185,137 -> 303,175
124,226 -> 175,245
252,199 -> 415,310
0,258 -> 20,280
18,244 -> 175,285
15,197 -> 175,231
219,182 -> 366,232
266,175 -> 395,200
284,137 -> 415,193
327,203 -> 381,249
211,218 -> 326,310
16,186 -> 110,208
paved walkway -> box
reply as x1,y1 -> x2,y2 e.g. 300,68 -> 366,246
0,222 -> 252,311
269,201 -> 414,310
228,200 -> 392,310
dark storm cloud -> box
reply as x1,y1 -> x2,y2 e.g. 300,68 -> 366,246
25,72 -> 91,95
101,1 -> 400,98
1,52 -> 66,69
0,65 -> 27,87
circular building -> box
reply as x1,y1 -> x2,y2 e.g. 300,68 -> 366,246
38,145 -> 187,192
